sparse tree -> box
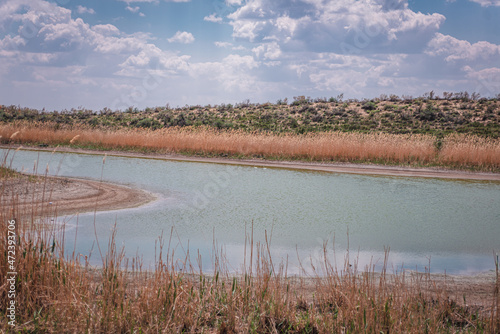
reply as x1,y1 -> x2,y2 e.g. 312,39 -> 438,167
471,92 -> 481,101
423,91 -> 435,100
389,94 -> 400,102
442,92 -> 453,100
454,91 -> 470,101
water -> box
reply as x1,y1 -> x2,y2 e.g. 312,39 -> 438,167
2,148 -> 500,275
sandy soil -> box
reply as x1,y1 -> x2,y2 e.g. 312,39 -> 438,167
282,270 -> 499,312
4,145 -> 500,181
1,174 -> 155,217
429,271 -> 499,309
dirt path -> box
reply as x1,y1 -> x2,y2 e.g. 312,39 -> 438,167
4,145 -> 500,181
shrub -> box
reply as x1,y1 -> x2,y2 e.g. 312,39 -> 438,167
362,102 -> 377,111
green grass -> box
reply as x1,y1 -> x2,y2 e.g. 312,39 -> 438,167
0,165 -> 17,178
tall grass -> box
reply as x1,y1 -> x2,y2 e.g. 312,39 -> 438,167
1,122 -> 500,170
440,134 -> 500,169
1,157 -> 499,332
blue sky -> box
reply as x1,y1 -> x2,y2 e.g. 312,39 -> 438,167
0,0 -> 499,110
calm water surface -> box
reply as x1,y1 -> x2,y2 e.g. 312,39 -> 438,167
3,149 -> 500,275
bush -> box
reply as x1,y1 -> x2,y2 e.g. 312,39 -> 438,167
362,102 -> 378,111
135,118 -> 161,129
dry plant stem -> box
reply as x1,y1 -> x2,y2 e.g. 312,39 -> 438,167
494,252 -> 500,332
1,122 -> 500,170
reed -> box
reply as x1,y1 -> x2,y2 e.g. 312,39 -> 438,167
0,158 -> 497,332
439,134 -> 500,169
2,122 -> 499,170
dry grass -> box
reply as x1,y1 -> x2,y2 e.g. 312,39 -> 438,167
1,155 -> 499,332
2,122 -> 499,170
439,134 -> 500,169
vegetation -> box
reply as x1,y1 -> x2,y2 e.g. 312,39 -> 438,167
1,166 -> 499,332
1,122 -> 499,171
1,92 -> 500,171
1,93 -> 500,138
0,165 -> 17,179
1,91 -> 499,332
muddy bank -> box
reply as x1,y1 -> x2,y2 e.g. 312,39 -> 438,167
2,174 -> 155,217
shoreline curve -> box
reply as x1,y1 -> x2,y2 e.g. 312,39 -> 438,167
3,145 -> 500,181
2,174 -> 156,218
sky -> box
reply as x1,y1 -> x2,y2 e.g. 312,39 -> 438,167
0,0 -> 499,111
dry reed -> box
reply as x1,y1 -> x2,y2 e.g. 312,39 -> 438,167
439,134 -> 500,169
2,122 -> 499,170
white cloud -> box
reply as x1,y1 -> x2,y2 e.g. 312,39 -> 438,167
231,45 -> 247,51
448,0 -> 500,6
252,41 -> 282,60
0,0 -> 197,109
223,54 -> 258,69
190,54 -> 259,92
124,5 -> 146,16
307,53 -> 408,95
168,31 -> 195,44
119,44 -> 191,75
469,0 -> 500,6
120,0 -> 158,3
118,0 -> 189,4
463,66 -> 500,96
125,6 -> 141,13
228,0 -> 445,54
215,41 -> 232,48
204,13 -> 223,23
426,33 -> 500,62
92,24 -> 120,36
1,0 -> 498,110
76,6 -> 95,15
0,1 -> 146,57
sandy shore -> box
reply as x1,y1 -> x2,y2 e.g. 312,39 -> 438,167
292,270 -> 499,311
4,145 -> 500,181
2,174 -> 155,217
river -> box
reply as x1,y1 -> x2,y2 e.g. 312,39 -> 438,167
3,148 -> 499,275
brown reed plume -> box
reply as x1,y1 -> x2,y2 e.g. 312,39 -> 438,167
3,122 -> 500,170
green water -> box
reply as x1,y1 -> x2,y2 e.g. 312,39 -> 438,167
3,149 -> 499,274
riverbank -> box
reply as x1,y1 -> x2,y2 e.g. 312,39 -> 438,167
4,144 -> 500,181
2,124 -> 499,172
1,172 -> 155,217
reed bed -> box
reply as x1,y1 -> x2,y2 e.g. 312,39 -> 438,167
1,158 -> 499,332
439,134 -> 500,169
1,122 -> 499,170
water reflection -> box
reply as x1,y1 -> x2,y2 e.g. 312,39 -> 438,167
3,149 -> 500,275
